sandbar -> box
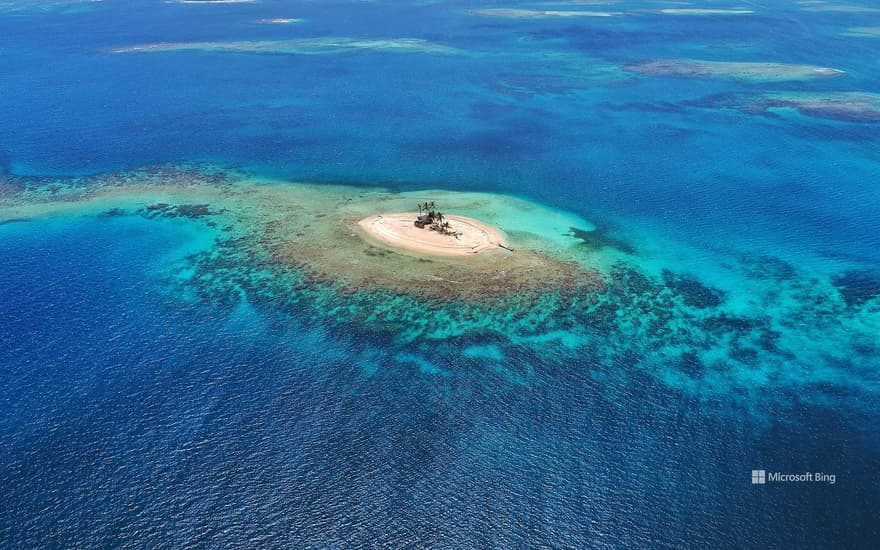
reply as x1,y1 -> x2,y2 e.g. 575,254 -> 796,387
358,213 -> 507,256
254,18 -> 302,24
655,8 -> 754,15
467,8 -> 620,18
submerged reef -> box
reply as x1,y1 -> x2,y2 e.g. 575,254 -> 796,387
1,164 -> 876,414
139,202 -> 218,219
568,225 -> 635,254
488,52 -> 627,98
690,92 -> 880,123
661,269 -> 727,308
627,59 -> 844,81
650,8 -> 754,15
0,0 -> 101,13
843,26 -> 880,37
112,38 -> 461,56
832,270 -> 880,307
800,2 -> 880,12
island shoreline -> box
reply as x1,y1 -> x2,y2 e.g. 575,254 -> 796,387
357,212 -> 507,257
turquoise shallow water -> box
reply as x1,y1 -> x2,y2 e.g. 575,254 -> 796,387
0,0 -> 879,547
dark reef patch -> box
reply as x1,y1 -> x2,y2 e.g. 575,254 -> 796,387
678,351 -> 705,378
139,203 -> 218,220
99,207 -> 127,218
491,73 -> 583,97
703,313 -> 756,334
831,270 -> 880,307
0,178 -> 26,199
661,269 -> 726,308
598,101 -> 684,114
729,345 -> 758,366
757,328 -> 783,354
609,263 -> 655,294
739,253 -> 796,281
363,246 -> 392,258
569,226 -> 635,254
685,92 -> 772,116
176,204 -> 214,218
688,92 -> 880,125
0,217 -> 31,226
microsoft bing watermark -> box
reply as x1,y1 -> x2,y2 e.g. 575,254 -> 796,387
751,469 -> 836,485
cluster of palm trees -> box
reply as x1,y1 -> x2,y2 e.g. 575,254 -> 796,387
416,201 -> 458,236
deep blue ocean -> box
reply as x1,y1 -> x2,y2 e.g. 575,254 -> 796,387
1,0 -> 878,547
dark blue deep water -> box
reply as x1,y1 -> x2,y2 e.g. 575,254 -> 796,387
1,0 -> 878,547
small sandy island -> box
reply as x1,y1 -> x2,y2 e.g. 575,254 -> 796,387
358,213 -> 507,256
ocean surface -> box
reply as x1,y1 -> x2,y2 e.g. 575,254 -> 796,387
1,0 -> 878,547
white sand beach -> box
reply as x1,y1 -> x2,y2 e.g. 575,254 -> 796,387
358,213 -> 507,256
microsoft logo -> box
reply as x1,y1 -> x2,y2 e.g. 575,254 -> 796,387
751,470 -> 766,484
